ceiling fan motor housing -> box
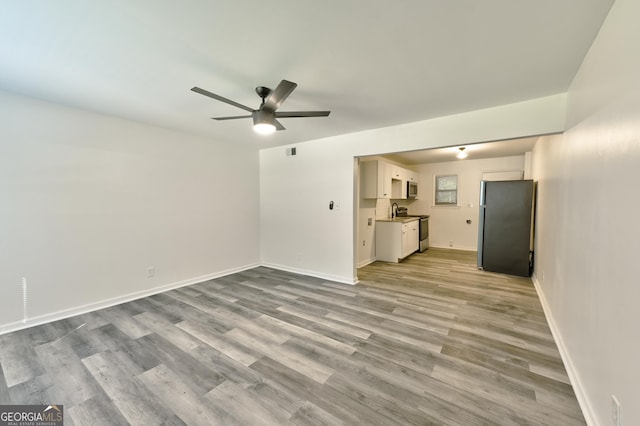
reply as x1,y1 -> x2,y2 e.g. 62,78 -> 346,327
255,86 -> 271,102
251,109 -> 276,133
253,108 -> 275,126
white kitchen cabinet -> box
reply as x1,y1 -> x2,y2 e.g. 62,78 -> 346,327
402,220 -> 419,258
407,170 -> 419,183
361,160 -> 392,199
391,169 -> 419,199
375,219 -> 419,262
361,160 -> 419,200
389,165 -> 403,180
391,178 -> 405,199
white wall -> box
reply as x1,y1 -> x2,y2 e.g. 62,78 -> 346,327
0,90 -> 260,332
415,155 -> 525,250
260,94 -> 566,284
531,0 -> 640,424
260,140 -> 356,282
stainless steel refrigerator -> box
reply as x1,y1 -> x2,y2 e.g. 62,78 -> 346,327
477,180 -> 535,277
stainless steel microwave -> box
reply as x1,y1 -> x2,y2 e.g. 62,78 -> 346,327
407,181 -> 418,198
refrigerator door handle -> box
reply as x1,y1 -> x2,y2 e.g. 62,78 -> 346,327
477,181 -> 486,269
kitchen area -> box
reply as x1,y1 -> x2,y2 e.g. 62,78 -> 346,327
356,143 -> 533,270
358,158 -> 429,266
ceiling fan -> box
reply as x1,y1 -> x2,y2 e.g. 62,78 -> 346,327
191,79 -> 330,135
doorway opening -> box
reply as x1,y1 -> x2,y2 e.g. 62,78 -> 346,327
353,135 -> 546,282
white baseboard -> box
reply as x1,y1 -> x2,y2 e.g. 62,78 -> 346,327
357,257 -> 376,268
531,273 -> 596,426
428,243 -> 477,251
0,262 -> 260,336
0,261 -> 358,336
260,262 -> 357,286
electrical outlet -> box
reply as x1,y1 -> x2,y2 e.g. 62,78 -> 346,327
449,240 -> 453,247
362,240 -> 366,246
612,395 -> 621,426
147,267 -> 155,278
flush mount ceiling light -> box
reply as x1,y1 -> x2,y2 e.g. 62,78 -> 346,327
456,147 -> 468,159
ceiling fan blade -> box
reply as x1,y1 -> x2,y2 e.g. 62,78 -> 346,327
212,115 -> 252,121
274,119 -> 286,131
263,80 -> 297,111
275,111 -> 331,118
191,86 -> 254,113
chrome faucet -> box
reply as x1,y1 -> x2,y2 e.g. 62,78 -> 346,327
391,202 -> 399,218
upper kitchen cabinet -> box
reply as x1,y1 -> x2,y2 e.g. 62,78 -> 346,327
361,160 -> 392,199
389,165 -> 404,181
391,178 -> 406,199
390,165 -> 406,199
407,170 -> 419,183
361,159 -> 419,200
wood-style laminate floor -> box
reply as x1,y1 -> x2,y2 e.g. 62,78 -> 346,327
0,249 -> 585,425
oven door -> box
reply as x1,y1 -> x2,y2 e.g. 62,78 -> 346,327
419,216 -> 429,251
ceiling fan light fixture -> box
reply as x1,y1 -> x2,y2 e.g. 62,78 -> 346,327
253,122 -> 276,135
252,110 -> 276,135
456,147 -> 468,159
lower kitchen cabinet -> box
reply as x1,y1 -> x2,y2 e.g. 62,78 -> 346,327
375,219 -> 419,263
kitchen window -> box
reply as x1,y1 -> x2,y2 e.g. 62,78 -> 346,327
435,174 -> 458,205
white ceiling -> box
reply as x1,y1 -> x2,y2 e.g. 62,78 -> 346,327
382,136 -> 542,165
0,1 -> 614,149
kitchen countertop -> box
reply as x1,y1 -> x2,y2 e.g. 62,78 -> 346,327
376,217 -> 420,223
